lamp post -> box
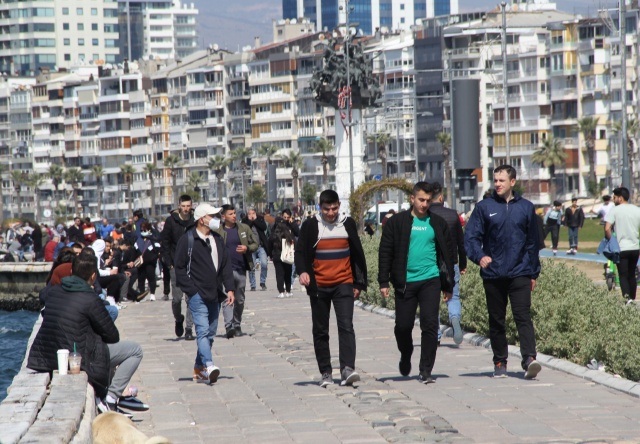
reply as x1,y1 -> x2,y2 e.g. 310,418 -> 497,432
501,1 -> 511,164
448,50 -> 457,209
620,0 -> 630,189
339,0 -> 356,194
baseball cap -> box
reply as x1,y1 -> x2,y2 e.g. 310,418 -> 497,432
194,203 -> 222,220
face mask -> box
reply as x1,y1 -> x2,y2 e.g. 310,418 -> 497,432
209,218 -> 221,230
141,231 -> 151,237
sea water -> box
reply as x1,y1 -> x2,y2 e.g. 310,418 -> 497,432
0,310 -> 39,402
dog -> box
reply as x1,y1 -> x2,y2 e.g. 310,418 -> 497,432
92,412 -> 171,444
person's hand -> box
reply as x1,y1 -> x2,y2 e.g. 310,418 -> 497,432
227,291 -> 235,305
299,272 -> 310,286
248,213 -> 256,221
479,256 -> 492,269
353,288 -> 361,299
531,279 -> 536,291
127,262 -> 134,268
124,271 -> 131,277
110,268 -> 118,275
443,292 -> 453,302
460,268 -> 466,275
380,287 -> 390,298
236,245 -> 248,253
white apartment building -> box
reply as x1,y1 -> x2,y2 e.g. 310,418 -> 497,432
0,0 -> 120,76
118,0 -> 198,62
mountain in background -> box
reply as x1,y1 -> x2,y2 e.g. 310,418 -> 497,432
195,0 -> 608,51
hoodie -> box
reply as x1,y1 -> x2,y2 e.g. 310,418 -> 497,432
91,240 -> 111,277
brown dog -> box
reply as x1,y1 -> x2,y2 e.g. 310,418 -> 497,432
92,412 -> 171,444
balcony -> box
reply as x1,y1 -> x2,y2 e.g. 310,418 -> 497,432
79,112 -> 98,120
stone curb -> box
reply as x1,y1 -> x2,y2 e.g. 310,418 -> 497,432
355,300 -> 640,399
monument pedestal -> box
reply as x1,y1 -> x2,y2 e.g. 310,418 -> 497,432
334,109 -> 365,214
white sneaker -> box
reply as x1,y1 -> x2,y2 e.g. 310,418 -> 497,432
206,365 -> 220,384
149,294 -> 156,301
285,292 -> 293,298
276,292 -> 285,298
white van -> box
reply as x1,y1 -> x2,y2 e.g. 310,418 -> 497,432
365,202 -> 410,225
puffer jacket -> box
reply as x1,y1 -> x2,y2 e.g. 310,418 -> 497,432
160,209 -> 195,268
464,191 -> 541,280
27,276 -> 119,398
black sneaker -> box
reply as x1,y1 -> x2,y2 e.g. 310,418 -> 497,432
175,314 -> 185,338
418,371 -> 435,384
162,294 -> 170,301
184,328 -> 195,341
135,290 -> 149,302
524,357 -> 541,380
340,367 -> 360,386
250,287 -> 256,291
118,396 -> 150,412
98,398 -> 133,419
399,355 -> 411,376
235,327 -> 243,337
494,362 -> 508,378
260,284 -> 267,291
226,327 -> 235,339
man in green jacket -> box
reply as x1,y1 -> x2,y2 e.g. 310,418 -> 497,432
213,205 -> 259,337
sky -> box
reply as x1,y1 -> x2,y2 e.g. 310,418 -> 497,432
195,0 -> 609,51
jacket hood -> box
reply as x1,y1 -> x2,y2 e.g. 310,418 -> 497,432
314,213 -> 348,247
91,239 -> 105,257
61,275 -> 94,293
171,209 -> 195,226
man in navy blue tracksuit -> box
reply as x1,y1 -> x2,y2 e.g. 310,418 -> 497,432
464,165 -> 542,380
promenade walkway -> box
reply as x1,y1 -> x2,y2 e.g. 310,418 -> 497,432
116,267 -> 640,443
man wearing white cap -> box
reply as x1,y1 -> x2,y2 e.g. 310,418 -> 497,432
174,203 -> 236,384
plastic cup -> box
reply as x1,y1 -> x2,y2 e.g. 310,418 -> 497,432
57,349 -> 69,375
69,352 -> 82,374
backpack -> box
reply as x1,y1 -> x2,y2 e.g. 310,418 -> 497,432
281,239 -> 295,265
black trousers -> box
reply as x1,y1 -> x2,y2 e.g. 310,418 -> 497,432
394,277 -> 441,374
483,277 -> 536,369
543,224 -> 559,249
273,260 -> 292,293
99,273 -> 126,302
137,260 -> 157,294
309,284 -> 356,374
618,250 -> 640,300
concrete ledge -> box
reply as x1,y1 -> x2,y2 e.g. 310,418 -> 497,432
0,263 -> 49,311
0,371 -> 49,444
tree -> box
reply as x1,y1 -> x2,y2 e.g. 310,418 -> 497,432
143,163 -> 158,217
436,132 -> 452,207
119,164 -> 135,218
163,154 -> 182,203
207,155 -> 229,205
577,116 -> 599,188
48,164 -> 64,209
231,147 -> 252,210
531,136 -> 567,202
312,138 -> 333,190
91,165 -> 104,219
612,117 -> 640,198
367,132 -> 391,200
258,144 -> 280,198
246,183 -> 266,210
285,149 -> 304,211
185,171 -> 203,202
64,168 -> 84,217
27,172 -> 46,221
301,181 -> 317,205
10,170 -> 26,219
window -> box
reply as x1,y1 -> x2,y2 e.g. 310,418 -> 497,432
92,23 -> 98,31
64,38 -> 70,46
62,7 -> 69,15
78,54 -> 85,61
76,8 -> 83,15
77,23 -> 84,31
91,8 -> 98,15
64,54 -> 71,61
400,3 -> 405,9
78,38 -> 84,46
63,23 -> 69,30
92,38 -> 98,46
400,17 -> 405,23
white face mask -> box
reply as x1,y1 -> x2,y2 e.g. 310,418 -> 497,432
209,218 -> 221,230
141,231 -> 151,237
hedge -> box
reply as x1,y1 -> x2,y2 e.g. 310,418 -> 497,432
358,234 -> 640,381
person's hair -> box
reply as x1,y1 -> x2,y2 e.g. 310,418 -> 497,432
114,223 -> 121,229
273,220 -> 295,244
221,204 -> 234,215
603,195 -> 611,201
613,187 -> 630,202
411,181 -> 434,196
282,208 -> 292,217
140,221 -> 153,232
74,217 -> 81,222
247,207 -> 256,213
493,164 -> 517,180
121,238 -> 135,248
72,253 -> 98,282
430,182 -> 443,199
553,200 -> 561,207
84,217 -> 91,224
46,247 -> 77,284
71,243 -> 84,251
571,197 -> 578,202
179,194 -> 192,203
125,224 -> 133,231
104,236 -> 113,244
133,209 -> 143,219
319,189 -> 339,206
483,189 -> 493,199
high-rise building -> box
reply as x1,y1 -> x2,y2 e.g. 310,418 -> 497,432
282,0 -> 458,34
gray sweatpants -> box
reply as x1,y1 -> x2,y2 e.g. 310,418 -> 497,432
222,270 -> 246,330
107,340 -> 143,399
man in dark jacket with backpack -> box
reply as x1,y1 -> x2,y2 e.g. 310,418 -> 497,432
378,182 -> 455,384
174,203 -> 235,385
161,194 -> 196,340
465,164 -> 541,380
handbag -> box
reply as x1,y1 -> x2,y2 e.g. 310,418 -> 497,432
281,239 -> 295,264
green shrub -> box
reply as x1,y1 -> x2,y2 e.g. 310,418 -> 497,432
359,234 -> 640,381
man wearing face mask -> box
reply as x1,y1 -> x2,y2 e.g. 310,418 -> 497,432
174,204 -> 235,384
212,205 -> 259,338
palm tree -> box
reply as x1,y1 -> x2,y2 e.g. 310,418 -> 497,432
163,154 -> 182,203
613,117 -> 640,197
531,136 -> 567,202
143,162 -> 158,217
119,164 -> 136,218
312,138 -> 333,190
64,168 -> 84,217
48,164 -> 64,209
207,155 -> 229,205
91,165 -> 104,218
577,116 -> 599,187
0,163 -> 6,222
27,173 -> 45,221
286,149 -> 304,211
10,170 -> 25,219
436,132 -> 452,207
367,132 -> 392,201
186,171 -> 203,202
231,147 -> 252,209
258,144 -> 280,192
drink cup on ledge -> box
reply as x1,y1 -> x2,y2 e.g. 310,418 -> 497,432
69,352 -> 82,374
57,349 -> 69,375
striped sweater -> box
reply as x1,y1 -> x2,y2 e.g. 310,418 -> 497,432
313,215 -> 352,287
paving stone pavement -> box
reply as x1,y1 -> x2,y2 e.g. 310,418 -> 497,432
115,265 -> 640,443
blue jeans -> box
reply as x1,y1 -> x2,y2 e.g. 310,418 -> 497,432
249,246 -> 268,289
568,227 -> 579,249
438,264 -> 461,340
187,293 -> 220,368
